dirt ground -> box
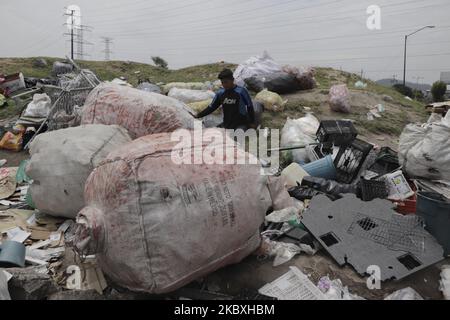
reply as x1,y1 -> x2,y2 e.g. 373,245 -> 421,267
201,251 -> 450,300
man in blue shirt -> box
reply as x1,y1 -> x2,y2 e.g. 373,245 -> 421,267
195,69 -> 256,130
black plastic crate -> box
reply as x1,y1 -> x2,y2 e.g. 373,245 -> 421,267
309,142 -> 333,161
360,178 -> 388,201
367,146 -> 400,176
334,139 -> 373,184
316,120 -> 358,146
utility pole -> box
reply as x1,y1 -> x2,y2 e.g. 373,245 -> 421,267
70,10 -> 74,59
101,37 -> 113,61
64,7 -> 92,60
402,26 -> 435,87
360,69 -> 364,79
391,74 -> 397,84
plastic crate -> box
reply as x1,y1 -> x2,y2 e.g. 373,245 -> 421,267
307,143 -> 333,161
316,120 -> 358,146
334,139 -> 373,184
367,147 -> 400,176
360,178 -> 388,201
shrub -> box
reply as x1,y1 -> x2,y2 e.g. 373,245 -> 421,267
431,81 -> 447,102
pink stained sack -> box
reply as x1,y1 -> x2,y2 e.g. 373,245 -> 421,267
71,129 -> 272,294
329,84 -> 351,113
81,82 -> 195,139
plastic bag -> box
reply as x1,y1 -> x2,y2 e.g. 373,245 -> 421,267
52,61 -> 73,75
234,51 -> 283,87
0,125 -> 25,152
23,93 -> 52,118
317,276 -> 364,300
265,207 -> 300,223
162,82 -> 209,94
245,72 -> 301,94
259,237 -> 316,267
137,82 -> 161,94
384,287 -> 423,300
168,88 -> 216,104
26,124 -> 132,218
255,89 -> 287,112
81,83 -> 195,139
280,114 -> 320,164
187,99 -> 222,115
71,129 -> 272,293
282,65 -> 316,90
329,84 -> 351,113
398,117 -> 450,180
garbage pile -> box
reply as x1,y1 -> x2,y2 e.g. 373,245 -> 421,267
234,51 -> 316,94
256,112 -> 450,299
1,56 -> 450,301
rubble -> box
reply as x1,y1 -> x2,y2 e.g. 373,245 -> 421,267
6,266 -> 59,300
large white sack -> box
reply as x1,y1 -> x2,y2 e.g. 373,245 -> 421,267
281,114 -> 320,164
26,124 -> 132,218
398,115 -> 450,180
167,87 -> 215,104
81,83 -> 194,139
23,93 -> 52,117
71,129 -> 272,294
162,82 -> 209,94
234,51 -> 283,87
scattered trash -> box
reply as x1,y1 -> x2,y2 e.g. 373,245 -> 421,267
354,81 -> 367,89
265,207 -> 300,223
233,51 -> 284,88
52,61 -> 74,76
23,93 -> 52,118
317,276 -> 364,300
0,72 -> 26,95
316,120 -> 357,146
329,84 -> 351,113
384,287 -> 423,300
280,114 -> 320,164
301,194 -> 444,281
258,266 -> 327,300
254,89 -> 287,112
384,170 -> 415,200
81,83 -> 195,139
0,125 -> 25,152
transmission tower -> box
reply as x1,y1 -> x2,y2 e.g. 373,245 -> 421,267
63,8 -> 93,60
101,37 -> 113,61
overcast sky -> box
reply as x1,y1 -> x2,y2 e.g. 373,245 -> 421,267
1,0 -> 449,84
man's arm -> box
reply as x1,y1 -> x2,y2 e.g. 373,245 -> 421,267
195,91 -> 222,118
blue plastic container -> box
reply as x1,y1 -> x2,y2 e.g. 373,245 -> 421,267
417,192 -> 450,256
301,155 -> 337,180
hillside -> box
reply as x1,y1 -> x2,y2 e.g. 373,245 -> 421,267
0,57 -> 428,148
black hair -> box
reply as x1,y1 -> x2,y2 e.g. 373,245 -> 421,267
218,68 -> 234,80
